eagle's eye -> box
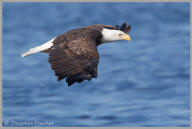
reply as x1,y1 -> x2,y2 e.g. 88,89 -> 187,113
119,34 -> 123,36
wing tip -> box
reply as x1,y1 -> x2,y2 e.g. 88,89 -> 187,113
21,52 -> 29,58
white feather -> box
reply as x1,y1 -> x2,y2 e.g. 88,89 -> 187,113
101,28 -> 125,43
21,38 -> 55,57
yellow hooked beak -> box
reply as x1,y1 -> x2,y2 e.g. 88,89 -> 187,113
120,34 -> 131,41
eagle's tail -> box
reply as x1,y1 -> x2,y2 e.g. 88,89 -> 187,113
21,38 -> 55,57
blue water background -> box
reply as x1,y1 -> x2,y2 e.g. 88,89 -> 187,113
3,2 -> 190,127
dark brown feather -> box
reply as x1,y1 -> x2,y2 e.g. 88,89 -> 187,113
48,27 -> 101,86
120,23 -> 127,32
118,22 -> 131,34
103,25 -> 118,30
126,25 -> 131,34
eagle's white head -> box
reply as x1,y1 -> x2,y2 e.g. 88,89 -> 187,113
101,28 -> 131,43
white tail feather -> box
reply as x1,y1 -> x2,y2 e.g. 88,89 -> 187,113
21,38 -> 55,57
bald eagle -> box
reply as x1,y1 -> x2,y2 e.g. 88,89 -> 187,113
21,23 -> 131,86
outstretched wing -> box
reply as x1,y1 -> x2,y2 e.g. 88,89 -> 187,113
48,38 -> 99,86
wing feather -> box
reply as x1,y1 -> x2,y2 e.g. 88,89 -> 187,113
48,38 -> 99,86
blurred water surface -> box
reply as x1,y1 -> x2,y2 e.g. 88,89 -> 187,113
3,2 -> 190,127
